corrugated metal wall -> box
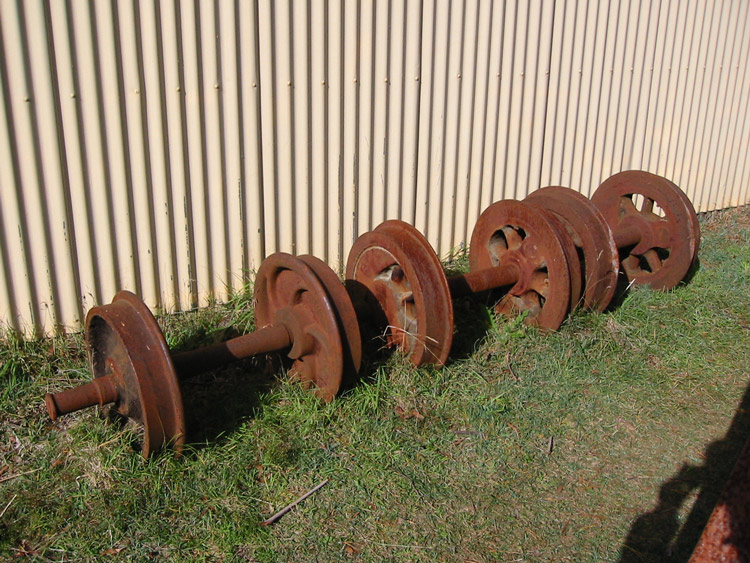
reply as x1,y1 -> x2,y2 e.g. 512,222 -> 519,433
1,0 -> 749,335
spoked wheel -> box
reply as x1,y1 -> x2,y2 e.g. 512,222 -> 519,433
592,170 -> 699,290
526,186 -> 619,312
469,200 -> 575,331
346,220 -> 454,366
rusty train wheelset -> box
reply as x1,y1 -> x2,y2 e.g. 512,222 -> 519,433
523,171 -> 701,312
45,253 -> 361,457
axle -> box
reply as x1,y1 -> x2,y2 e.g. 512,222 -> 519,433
170,323 -> 292,379
43,253 -> 363,457
46,370 -> 118,420
446,263 -> 520,297
612,222 -> 642,249
44,323 -> 294,420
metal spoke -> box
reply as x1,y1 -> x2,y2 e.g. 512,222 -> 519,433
643,249 -> 663,272
641,197 -> 654,214
502,226 -> 524,250
619,195 -> 639,215
528,270 -> 551,298
621,254 -> 640,279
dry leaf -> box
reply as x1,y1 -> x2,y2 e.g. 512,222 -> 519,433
15,540 -> 39,557
395,405 -> 424,420
343,542 -> 360,556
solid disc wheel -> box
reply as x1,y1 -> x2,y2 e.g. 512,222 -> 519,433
296,255 -> 362,383
469,200 -> 573,331
85,291 -> 185,458
526,186 -> 619,312
346,220 -> 454,366
592,170 -> 699,290
254,253 -> 348,402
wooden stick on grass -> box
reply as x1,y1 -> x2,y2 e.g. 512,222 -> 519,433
0,495 -> 17,519
505,352 -> 519,382
0,468 -> 40,484
261,479 -> 329,526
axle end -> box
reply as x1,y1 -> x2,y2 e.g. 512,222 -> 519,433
44,393 -> 60,420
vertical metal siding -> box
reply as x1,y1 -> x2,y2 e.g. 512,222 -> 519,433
1,0 -> 749,335
734,4 -> 750,207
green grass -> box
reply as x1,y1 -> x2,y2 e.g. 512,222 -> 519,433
1,206 -> 749,561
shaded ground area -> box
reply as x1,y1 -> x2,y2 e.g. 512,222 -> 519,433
620,381 -> 750,561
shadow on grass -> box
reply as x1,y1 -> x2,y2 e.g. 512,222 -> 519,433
618,377 -> 750,562
605,255 -> 702,314
340,278 -> 493,390
442,261 -> 495,362
449,293 -> 494,361
680,256 -> 701,287
179,354 -> 280,448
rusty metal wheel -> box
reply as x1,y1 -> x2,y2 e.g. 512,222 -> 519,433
346,220 -> 453,366
84,291 -> 185,458
592,170 -> 699,290
254,253 -> 351,402
666,176 -> 701,263
469,200 -> 573,331
526,186 -> 619,312
539,209 -> 583,314
296,255 -> 362,385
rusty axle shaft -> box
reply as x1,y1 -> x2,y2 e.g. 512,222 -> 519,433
44,323 -> 294,421
45,373 -> 118,420
446,264 -> 520,298
170,323 -> 292,379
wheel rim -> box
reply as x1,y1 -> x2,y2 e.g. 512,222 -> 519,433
85,291 -> 185,457
297,254 -> 362,384
346,220 -> 453,366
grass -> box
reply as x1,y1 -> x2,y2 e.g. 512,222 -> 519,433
1,206 -> 749,562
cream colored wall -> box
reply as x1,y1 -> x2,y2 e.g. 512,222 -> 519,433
1,0 -> 749,335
